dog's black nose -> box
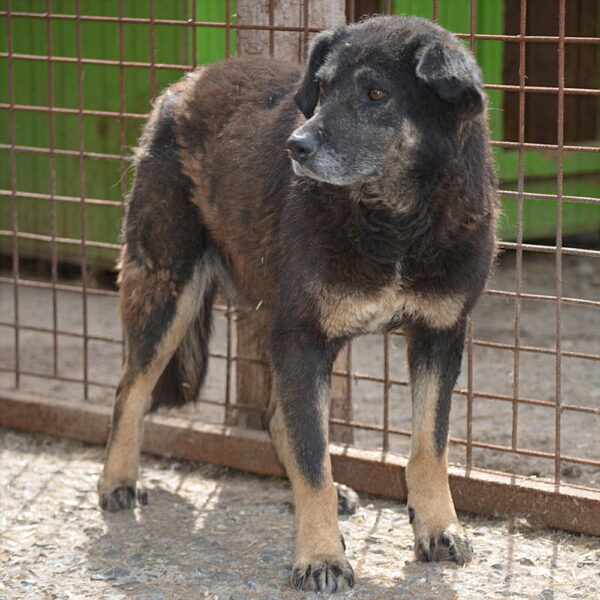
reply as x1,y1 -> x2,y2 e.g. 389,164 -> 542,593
286,134 -> 317,163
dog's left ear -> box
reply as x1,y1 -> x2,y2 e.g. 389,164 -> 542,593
294,30 -> 335,119
416,42 -> 485,120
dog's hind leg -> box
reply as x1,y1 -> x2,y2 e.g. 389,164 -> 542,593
98,86 -> 218,511
404,319 -> 472,564
98,252 -> 215,511
267,328 -> 354,593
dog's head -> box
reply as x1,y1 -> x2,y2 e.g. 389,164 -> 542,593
287,16 -> 486,186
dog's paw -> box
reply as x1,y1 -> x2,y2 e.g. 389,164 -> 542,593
336,483 -> 359,515
409,509 -> 472,565
291,556 -> 355,592
98,480 -> 148,512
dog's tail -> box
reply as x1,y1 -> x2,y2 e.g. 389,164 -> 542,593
149,282 -> 216,412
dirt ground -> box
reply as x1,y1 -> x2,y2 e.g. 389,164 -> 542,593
1,248 -> 599,488
1,427 -> 599,600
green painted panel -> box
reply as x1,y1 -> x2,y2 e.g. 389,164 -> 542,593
0,0 -> 235,268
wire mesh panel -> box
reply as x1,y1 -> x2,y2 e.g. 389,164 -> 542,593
1,0 -> 599,532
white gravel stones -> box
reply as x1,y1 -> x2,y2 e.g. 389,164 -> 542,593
1,428 -> 599,599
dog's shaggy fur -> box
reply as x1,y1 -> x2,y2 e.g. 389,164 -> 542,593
99,16 -> 498,593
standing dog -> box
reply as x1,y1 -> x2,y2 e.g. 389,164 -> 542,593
98,16 -> 497,593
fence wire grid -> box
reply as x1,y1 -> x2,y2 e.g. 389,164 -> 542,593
1,0 -> 599,533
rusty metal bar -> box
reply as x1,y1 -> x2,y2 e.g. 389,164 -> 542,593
498,191 -> 600,207
491,140 -> 599,152
0,322 -> 121,345
469,339 -> 599,363
0,230 -> 121,251
1,390 -> 599,536
268,0 -> 275,58
0,11 -> 600,44
149,0 -> 156,98
466,0 -> 476,468
466,318 -> 474,469
485,83 -> 600,95
224,0 -> 230,59
45,0 -> 59,379
382,332 -> 390,452
0,103 -> 146,119
496,241 -> 600,257
191,0 -> 198,69
347,0 -> 355,23
75,0 -> 89,400
469,0 -> 476,52
3,11 -> 600,44
512,0 -> 527,454
0,143 -> 127,161
0,189 -> 126,207
0,19 -> 325,34
554,0 -> 566,485
6,0 -> 20,390
224,303 -> 233,422
117,0 -> 127,315
302,0 -> 310,62
3,138 -> 594,160
0,277 -> 119,297
3,187 -> 599,210
484,289 -> 600,309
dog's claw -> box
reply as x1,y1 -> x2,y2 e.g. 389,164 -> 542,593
415,529 -> 472,565
99,484 -> 148,512
291,558 -> 355,592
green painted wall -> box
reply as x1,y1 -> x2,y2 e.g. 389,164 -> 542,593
0,0 -> 234,267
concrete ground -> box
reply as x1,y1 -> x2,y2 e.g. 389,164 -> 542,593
1,428 -> 599,600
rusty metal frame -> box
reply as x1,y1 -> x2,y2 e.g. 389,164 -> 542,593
3,388 -> 599,536
1,0 -> 599,535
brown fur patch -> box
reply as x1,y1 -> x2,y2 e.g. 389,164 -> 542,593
118,258 -> 178,331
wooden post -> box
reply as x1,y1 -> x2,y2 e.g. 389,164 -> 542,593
231,1 -> 352,442
236,0 -> 346,62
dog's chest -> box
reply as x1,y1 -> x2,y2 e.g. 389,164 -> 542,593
318,284 -> 464,338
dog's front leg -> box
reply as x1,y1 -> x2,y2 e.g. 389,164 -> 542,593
405,319 -> 472,565
269,329 -> 354,593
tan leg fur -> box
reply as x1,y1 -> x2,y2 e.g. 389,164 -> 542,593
406,370 -> 472,564
268,389 -> 354,592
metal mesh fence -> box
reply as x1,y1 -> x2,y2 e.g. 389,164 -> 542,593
1,0 -> 599,531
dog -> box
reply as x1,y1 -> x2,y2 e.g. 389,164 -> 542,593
98,15 -> 498,593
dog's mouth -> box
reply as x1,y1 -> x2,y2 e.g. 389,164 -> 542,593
290,155 -> 381,187
290,158 -> 341,184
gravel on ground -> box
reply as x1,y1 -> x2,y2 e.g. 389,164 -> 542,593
1,428 -> 598,600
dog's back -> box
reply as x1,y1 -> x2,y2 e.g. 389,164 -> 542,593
126,57 -> 304,306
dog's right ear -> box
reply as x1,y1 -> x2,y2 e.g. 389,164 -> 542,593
294,31 -> 335,119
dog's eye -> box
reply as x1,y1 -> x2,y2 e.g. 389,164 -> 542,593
368,88 -> 387,101
318,81 -> 325,93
